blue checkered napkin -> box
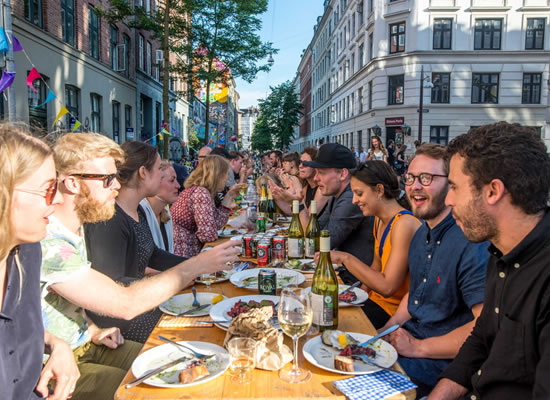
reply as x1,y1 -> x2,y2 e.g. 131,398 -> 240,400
333,370 -> 417,400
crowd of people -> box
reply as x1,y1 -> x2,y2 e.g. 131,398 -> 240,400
1,121 -> 549,400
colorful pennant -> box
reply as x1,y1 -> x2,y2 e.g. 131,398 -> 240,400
0,71 -> 16,92
32,89 -> 56,109
27,67 -> 41,92
152,136 -> 157,146
12,35 -> 23,52
0,29 -> 8,52
52,106 -> 69,128
158,131 -> 163,140
71,120 -> 81,132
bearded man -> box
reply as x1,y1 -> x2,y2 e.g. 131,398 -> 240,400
40,133 -> 239,400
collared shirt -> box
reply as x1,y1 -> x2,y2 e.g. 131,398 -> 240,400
0,243 -> 45,399
441,209 -> 550,399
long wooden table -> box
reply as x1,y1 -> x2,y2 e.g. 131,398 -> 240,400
115,241 -> 415,399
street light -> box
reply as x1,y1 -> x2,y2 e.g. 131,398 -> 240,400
418,66 -> 434,143
267,54 -> 274,66
371,124 -> 381,136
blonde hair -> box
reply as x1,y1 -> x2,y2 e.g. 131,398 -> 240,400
184,155 -> 228,196
159,160 -> 175,224
0,123 -> 52,296
53,132 -> 125,175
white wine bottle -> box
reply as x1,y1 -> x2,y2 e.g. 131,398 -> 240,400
304,200 -> 320,259
287,200 -> 304,260
311,230 -> 338,331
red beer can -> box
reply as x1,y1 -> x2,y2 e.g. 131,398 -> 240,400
272,235 -> 286,261
257,241 -> 270,266
242,234 -> 254,258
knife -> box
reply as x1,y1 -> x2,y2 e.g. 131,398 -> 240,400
359,324 -> 399,348
125,355 -> 191,388
338,281 -> 361,295
175,303 -> 210,317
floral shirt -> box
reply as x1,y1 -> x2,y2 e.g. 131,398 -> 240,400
40,216 -> 91,349
172,186 -> 230,257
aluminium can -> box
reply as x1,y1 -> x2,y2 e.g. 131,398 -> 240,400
272,235 -> 286,261
257,216 -> 266,233
257,239 -> 271,267
258,268 -> 277,295
242,234 -> 254,258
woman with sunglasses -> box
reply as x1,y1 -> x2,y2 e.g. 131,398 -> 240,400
1,124 -> 80,400
323,160 -> 422,328
84,141 -> 186,343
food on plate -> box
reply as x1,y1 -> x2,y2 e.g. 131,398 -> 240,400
240,275 -> 295,288
179,360 -> 210,383
286,259 -> 316,272
212,294 -> 224,304
339,344 -> 376,359
338,290 -> 357,303
215,270 -> 229,279
227,299 -> 277,318
334,355 -> 354,372
321,330 -> 377,372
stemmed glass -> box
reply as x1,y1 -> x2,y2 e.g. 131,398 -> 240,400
199,273 -> 216,290
278,286 -> 313,383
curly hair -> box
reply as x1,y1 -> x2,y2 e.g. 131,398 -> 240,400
447,122 -> 550,215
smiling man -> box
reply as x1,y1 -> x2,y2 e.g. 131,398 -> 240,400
429,123 -> 550,399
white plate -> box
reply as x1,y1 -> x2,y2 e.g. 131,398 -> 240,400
230,268 -> 305,290
304,285 -> 368,307
302,332 -> 397,375
131,341 -> 230,387
159,292 -> 226,317
284,259 -> 316,274
209,294 -> 280,330
230,235 -> 243,242
194,270 -> 232,285
276,216 -> 292,223
217,228 -> 246,238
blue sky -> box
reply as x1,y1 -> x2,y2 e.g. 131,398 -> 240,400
234,0 -> 325,109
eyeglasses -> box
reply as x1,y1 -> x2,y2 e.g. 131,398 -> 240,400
404,172 -> 447,186
15,180 -> 58,206
70,173 -> 118,188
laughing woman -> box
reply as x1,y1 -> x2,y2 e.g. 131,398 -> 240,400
0,124 -> 80,400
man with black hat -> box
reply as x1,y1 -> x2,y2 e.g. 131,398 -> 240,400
303,143 -> 375,283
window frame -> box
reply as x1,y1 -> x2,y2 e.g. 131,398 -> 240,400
123,34 -> 131,77
388,74 -> 404,105
90,93 -> 102,133
24,0 -> 43,27
433,18 -> 452,50
112,101 -> 121,142
522,72 -> 542,104
429,126 -> 449,145
89,6 -> 100,59
389,21 -> 406,54
110,26 -> 119,70
368,80 -> 373,110
471,73 -> 499,104
525,18 -> 545,50
61,0 -> 75,46
431,72 -> 451,104
474,19 -> 502,50
146,41 -> 152,75
139,35 -> 145,71
65,85 -> 80,130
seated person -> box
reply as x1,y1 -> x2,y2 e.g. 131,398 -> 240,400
327,161 -> 422,329
172,155 -> 242,257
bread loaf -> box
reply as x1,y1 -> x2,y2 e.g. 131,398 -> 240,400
334,355 -> 354,372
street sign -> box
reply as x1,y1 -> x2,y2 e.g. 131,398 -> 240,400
126,127 -> 134,140
416,109 -> 429,113
385,117 -> 404,125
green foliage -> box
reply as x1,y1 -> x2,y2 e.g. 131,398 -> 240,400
250,113 -> 272,152
187,118 -> 200,151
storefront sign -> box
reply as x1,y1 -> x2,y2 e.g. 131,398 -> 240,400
385,117 -> 404,126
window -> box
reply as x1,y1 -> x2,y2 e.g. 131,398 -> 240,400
139,35 -> 144,70
112,101 -> 120,142
368,33 -> 373,60
522,73 -> 542,104
146,42 -> 152,75
369,0 -> 373,14
28,76 -> 48,131
359,87 -> 364,113
526,18 -> 545,50
24,0 -> 42,27
359,44 -> 364,68
474,19 -> 502,50
61,0 -> 75,45
140,98 -> 145,129
90,93 -> 102,132
123,34 -> 131,77
471,73 -> 499,104
110,26 -> 119,70
358,2 -> 363,26
65,85 -> 80,130
368,80 -> 373,109
125,105 -> 132,140
433,18 -> 452,49
431,73 -> 450,103
351,53 -> 355,75
388,75 -> 404,105
89,6 -> 100,59
389,22 -> 405,54
430,126 -> 449,145
145,0 -> 150,13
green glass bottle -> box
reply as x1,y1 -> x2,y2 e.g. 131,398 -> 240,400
267,186 -> 276,222
304,200 -> 320,259
311,230 -> 338,331
258,184 -> 268,218
287,200 -> 304,260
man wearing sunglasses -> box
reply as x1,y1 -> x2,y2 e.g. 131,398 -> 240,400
378,143 -> 488,396
39,133 -> 240,400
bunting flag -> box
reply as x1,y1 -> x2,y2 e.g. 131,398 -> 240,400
152,136 -> 157,146
52,106 -> 69,128
0,29 -> 8,52
32,89 -> 56,109
162,128 -> 169,136
158,131 -> 163,140
27,67 -> 41,92
71,120 -> 81,132
0,71 -> 16,92
12,35 -> 23,52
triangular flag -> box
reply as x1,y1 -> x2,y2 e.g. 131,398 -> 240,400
12,35 -> 23,52
71,120 -> 81,132
158,131 -> 163,140
162,128 -> 169,136
152,135 -> 157,146
32,89 -> 56,109
27,67 -> 41,92
52,106 -> 69,128
0,29 -> 8,52
0,71 -> 16,92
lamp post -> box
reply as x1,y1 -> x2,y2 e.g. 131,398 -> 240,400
418,66 -> 434,143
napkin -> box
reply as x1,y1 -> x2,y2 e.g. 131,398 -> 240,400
332,370 -> 417,400
158,314 -> 213,328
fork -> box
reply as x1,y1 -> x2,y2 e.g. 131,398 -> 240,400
191,286 -> 200,307
158,336 -> 216,360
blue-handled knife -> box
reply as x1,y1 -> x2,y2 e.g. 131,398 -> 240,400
360,324 -> 399,348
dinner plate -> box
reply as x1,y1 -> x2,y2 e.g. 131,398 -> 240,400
276,216 -> 292,223
230,268 -> 305,290
284,258 -> 316,274
209,294 -> 280,330
304,285 -> 368,307
159,292 -> 226,317
302,332 -> 397,375
131,341 -> 230,388
217,228 -> 247,238
194,270 -> 232,285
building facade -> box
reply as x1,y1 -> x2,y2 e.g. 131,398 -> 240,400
296,0 -> 550,153
292,46 -> 313,150
240,106 -> 260,150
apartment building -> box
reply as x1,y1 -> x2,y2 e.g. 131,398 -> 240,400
295,0 -> 550,152
240,106 -> 259,151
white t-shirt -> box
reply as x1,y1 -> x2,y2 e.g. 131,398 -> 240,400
369,149 -> 385,161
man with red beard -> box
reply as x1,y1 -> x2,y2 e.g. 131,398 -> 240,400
39,133 -> 239,400
378,143 -> 488,396
429,123 -> 550,399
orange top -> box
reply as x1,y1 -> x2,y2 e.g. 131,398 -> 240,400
369,211 -> 419,316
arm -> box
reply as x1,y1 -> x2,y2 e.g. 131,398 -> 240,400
427,378 -> 469,400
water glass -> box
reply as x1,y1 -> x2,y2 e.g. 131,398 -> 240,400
227,337 -> 257,384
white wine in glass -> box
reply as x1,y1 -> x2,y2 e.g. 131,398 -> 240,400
228,337 -> 257,384
199,273 -> 216,290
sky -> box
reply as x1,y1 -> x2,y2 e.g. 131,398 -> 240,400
234,0 -> 326,109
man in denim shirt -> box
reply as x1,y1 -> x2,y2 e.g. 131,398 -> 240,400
380,144 -> 488,395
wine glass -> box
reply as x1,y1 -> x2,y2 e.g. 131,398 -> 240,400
278,286 -> 313,383
199,273 -> 216,290
227,337 -> 257,384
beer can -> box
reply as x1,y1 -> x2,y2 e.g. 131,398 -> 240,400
272,235 -> 286,261
257,216 -> 266,233
242,234 -> 254,258
257,241 -> 270,267
258,269 -> 277,295
252,234 -> 263,258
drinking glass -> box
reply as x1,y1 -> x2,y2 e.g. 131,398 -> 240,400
199,273 -> 216,290
278,286 -> 313,383
227,337 -> 257,384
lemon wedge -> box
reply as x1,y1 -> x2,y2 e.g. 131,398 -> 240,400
212,294 -> 224,304
338,333 -> 347,347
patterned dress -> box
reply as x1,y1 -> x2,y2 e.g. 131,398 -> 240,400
172,186 -> 231,257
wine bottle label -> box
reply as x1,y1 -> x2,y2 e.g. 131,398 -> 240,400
311,293 -> 334,326
287,238 -> 303,257
305,238 -> 316,258
292,200 -> 300,214
320,236 -> 330,252
310,200 -> 317,214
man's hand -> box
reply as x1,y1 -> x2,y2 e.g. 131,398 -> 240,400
386,328 -> 422,358
193,240 -> 241,274
89,325 -> 124,349
36,332 -> 80,400
221,184 -> 246,209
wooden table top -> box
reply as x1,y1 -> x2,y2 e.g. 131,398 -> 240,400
115,238 -> 415,399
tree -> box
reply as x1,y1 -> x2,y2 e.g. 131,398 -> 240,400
250,113 -> 272,152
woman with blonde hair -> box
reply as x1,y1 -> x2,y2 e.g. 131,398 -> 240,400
0,124 -> 80,399
172,155 -> 243,257
367,135 -> 388,162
